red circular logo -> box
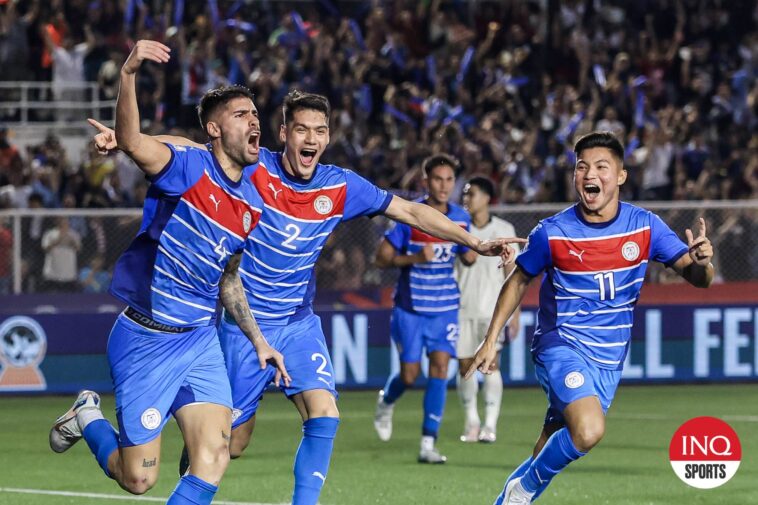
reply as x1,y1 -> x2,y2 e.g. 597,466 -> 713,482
669,416 -> 741,489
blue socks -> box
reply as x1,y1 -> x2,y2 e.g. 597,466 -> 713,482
422,378 -> 447,437
167,474 -> 218,504
520,427 -> 586,494
82,419 -> 119,478
382,374 -> 407,404
494,457 -> 533,505
292,417 -> 339,505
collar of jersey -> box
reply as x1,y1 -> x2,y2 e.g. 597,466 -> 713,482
572,202 -> 623,228
206,143 -> 243,189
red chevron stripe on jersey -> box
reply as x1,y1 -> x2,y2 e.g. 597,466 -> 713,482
550,228 -> 651,272
253,165 -> 346,220
410,223 -> 467,244
183,172 -> 260,238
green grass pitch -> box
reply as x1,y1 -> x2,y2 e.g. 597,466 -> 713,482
0,384 -> 756,504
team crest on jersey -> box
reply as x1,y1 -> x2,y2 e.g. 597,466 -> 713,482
141,408 -> 162,430
621,241 -> 640,261
564,371 -> 585,389
243,211 -> 252,233
232,408 -> 243,422
313,195 -> 333,215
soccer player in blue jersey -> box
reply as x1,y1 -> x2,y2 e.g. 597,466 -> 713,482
465,131 -> 714,504
90,90 -> 523,504
50,40 -> 288,505
372,154 -> 475,463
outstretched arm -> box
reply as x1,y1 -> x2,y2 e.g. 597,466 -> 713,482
464,266 -> 532,378
88,118 -> 207,154
383,195 -> 525,257
115,40 -> 173,175
219,254 -> 291,386
670,217 -> 714,288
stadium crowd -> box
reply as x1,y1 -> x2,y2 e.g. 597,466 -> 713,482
0,0 -> 756,292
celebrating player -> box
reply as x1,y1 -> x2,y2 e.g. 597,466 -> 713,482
455,176 -> 521,444
49,40 -> 287,505
465,132 -> 714,504
373,154 -> 473,463
90,91 -> 525,504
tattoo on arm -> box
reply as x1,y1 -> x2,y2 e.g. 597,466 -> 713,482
219,254 -> 265,345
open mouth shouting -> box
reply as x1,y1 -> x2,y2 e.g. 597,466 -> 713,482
582,182 -> 601,205
247,130 -> 260,154
299,148 -> 318,167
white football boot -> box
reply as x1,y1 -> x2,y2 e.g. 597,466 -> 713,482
373,390 -> 394,442
49,390 -> 101,453
501,477 -> 534,505
478,426 -> 497,443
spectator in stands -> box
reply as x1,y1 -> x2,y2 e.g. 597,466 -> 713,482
78,253 -> 110,293
21,192 -> 46,292
0,216 -> 11,294
40,216 -> 80,292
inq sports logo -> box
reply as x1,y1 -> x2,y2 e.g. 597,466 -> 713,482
669,416 -> 741,489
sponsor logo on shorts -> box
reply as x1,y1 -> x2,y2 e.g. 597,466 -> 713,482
670,416 -> 741,489
621,241 -> 640,261
141,408 -> 162,430
313,195 -> 333,215
564,371 -> 585,389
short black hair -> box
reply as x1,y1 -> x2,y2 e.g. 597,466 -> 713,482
196,85 -> 255,134
282,90 -> 330,125
573,131 -> 624,162
422,153 -> 459,178
466,176 -> 495,201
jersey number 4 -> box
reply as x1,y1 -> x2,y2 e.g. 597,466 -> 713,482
593,272 -> 615,301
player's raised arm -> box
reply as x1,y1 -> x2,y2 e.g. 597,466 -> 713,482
464,266 -> 532,379
383,195 -> 526,256
219,254 -> 291,387
670,217 -> 715,288
115,40 -> 173,175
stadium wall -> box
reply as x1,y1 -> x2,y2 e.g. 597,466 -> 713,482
1,283 -> 757,394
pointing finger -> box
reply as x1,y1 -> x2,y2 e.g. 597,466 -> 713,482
685,228 -> 694,245
698,218 -> 707,239
87,118 -> 110,133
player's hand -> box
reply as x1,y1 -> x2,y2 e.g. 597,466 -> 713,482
122,40 -> 170,75
685,218 -> 713,266
255,340 -> 291,388
498,244 -> 517,268
474,237 -> 527,257
464,339 -> 498,379
416,244 -> 435,263
88,118 -> 117,154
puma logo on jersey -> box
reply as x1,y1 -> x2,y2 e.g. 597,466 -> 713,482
209,194 -> 221,212
268,182 -> 282,200
214,236 -> 231,262
568,249 -> 585,263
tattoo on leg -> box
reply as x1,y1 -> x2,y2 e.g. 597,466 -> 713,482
142,458 -> 157,468
222,430 -> 231,442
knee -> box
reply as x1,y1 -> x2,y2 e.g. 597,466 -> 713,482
400,369 -> 417,386
428,363 -> 448,379
121,473 -> 158,495
308,405 -> 340,419
229,439 -> 248,459
194,442 -> 231,476
572,421 -> 605,452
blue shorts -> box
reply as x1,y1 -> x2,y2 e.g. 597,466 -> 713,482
219,313 -> 337,429
534,344 -> 622,426
107,314 -> 232,447
390,307 -> 458,363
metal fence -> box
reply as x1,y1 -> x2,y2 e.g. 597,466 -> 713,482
0,81 -> 115,128
1,201 -> 756,295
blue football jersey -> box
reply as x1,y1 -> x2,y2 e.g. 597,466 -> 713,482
110,143 -> 262,327
237,148 -> 392,324
385,200 -> 470,315
516,203 -> 688,369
